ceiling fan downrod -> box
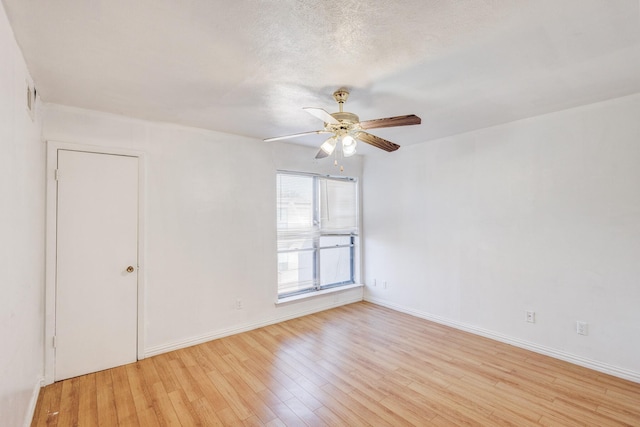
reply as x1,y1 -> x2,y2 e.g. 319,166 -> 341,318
333,89 -> 349,113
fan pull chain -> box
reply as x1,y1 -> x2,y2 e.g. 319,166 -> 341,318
333,145 -> 345,172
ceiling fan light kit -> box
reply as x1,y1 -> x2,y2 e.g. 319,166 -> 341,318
319,136 -> 337,156
341,134 -> 357,157
264,88 -> 421,169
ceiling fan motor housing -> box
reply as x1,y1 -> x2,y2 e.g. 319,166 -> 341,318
328,112 -> 360,135
330,112 -> 359,125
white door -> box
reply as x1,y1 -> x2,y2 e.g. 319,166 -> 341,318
55,149 -> 139,381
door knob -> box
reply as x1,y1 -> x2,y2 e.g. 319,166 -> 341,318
126,266 -> 135,273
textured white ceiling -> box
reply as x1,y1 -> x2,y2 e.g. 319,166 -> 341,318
3,0 -> 640,153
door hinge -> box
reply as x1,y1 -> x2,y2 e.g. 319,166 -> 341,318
54,169 -> 61,181
52,336 -> 57,348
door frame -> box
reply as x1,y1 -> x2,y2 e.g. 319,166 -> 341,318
44,140 -> 146,385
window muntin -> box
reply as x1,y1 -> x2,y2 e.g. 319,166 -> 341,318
276,172 -> 358,298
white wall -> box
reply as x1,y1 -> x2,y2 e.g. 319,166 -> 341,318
0,2 -> 45,425
363,93 -> 640,381
42,104 -> 364,358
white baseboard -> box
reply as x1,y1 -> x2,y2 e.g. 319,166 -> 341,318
145,296 -> 363,357
24,377 -> 44,427
365,296 -> 640,384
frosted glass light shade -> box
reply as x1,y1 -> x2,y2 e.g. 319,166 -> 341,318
320,137 -> 337,155
342,135 -> 357,157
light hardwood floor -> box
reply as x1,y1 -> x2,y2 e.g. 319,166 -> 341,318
32,302 -> 640,426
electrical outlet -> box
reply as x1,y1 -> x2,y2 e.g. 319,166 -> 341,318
383,281 -> 387,289
235,298 -> 243,310
576,321 -> 588,336
526,311 -> 536,323
373,279 -> 377,287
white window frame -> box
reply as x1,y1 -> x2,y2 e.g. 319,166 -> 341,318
276,171 -> 359,299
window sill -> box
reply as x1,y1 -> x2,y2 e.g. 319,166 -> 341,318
275,283 -> 364,305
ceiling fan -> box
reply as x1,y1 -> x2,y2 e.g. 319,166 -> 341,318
264,88 -> 421,160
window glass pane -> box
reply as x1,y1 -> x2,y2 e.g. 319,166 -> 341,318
277,174 -> 314,231
319,246 -> 352,286
278,251 -> 315,295
320,178 -> 357,234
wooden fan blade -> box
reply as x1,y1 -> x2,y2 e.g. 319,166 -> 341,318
356,132 -> 401,152
264,130 -> 330,142
303,107 -> 340,125
359,114 -> 421,130
315,149 -> 329,159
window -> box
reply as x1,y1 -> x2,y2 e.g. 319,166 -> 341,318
276,172 -> 358,298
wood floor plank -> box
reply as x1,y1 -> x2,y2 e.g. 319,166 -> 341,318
134,407 -> 161,426
264,418 -> 287,427
31,302 -> 640,426
125,363 -> 152,414
77,374 -> 98,426
313,405 -> 346,427
221,368 -> 277,424
239,356 -> 297,403
111,365 -> 139,425
148,381 -> 182,426
152,354 -> 182,394
55,377 -> 79,427
206,370 -> 254,420
32,380 -> 62,427
215,406 -> 244,425
549,396 -> 627,426
136,357 -> 162,388
95,370 -> 118,427
596,403 -> 640,426
168,357 -> 203,402
242,415 -> 266,427
182,357 -> 230,413
167,388 -> 199,426
255,389 -> 307,426
282,396 -> 326,426
190,396 -> 225,426
319,382 -> 397,426
222,352 -> 267,394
